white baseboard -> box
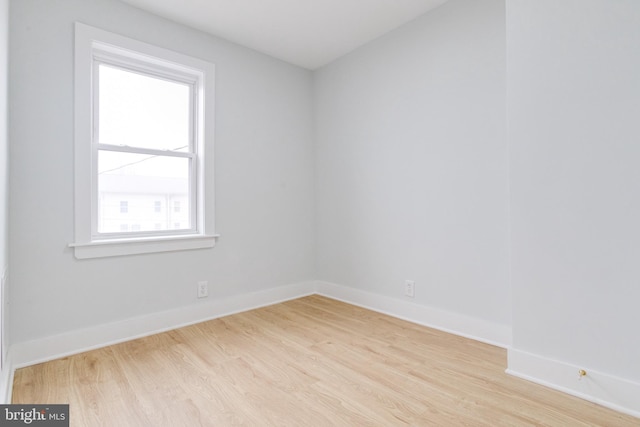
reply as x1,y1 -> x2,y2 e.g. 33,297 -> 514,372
9,280 -> 512,370
5,280 -> 639,418
11,281 -> 317,369
507,348 -> 640,419
0,266 -> 9,403
316,281 -> 512,348
0,349 -> 13,404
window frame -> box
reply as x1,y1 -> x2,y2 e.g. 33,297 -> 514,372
71,23 -> 218,259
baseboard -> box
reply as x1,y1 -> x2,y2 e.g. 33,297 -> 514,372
11,281 -> 317,369
507,348 -> 640,419
316,281 -> 512,348
1,265 -> 6,367
0,266 -> 9,403
10,280 -> 511,370
7,279 -> 640,419
0,348 -> 13,403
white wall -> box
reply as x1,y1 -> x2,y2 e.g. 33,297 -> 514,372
0,0 -> 9,365
8,0 -> 315,344
315,0 -> 510,327
507,0 -> 640,413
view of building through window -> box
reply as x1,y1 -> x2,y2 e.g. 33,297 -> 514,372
96,64 -> 192,234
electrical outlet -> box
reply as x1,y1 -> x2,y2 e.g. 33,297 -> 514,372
197,281 -> 208,298
404,280 -> 415,298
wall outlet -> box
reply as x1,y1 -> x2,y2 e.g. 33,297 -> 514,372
404,280 -> 415,298
197,281 -> 208,298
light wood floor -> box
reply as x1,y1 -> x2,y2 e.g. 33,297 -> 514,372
12,295 -> 639,426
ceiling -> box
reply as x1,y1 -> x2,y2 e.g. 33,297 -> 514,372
119,0 -> 450,70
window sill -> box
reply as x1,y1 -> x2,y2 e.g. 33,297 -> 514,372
70,234 -> 219,259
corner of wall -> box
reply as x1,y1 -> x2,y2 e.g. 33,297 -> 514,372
316,281 -> 512,348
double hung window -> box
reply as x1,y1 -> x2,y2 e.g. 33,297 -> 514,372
72,23 -> 217,259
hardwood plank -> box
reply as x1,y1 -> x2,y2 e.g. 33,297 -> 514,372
12,295 -> 640,426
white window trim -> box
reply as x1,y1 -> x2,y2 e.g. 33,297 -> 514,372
71,23 -> 218,259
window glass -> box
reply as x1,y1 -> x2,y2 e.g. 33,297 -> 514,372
98,64 -> 190,152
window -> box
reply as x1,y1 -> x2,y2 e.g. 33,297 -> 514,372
71,23 -> 218,259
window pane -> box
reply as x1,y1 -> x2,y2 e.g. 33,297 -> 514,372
98,150 -> 191,233
98,64 -> 191,152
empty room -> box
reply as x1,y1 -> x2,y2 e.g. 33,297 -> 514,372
0,0 -> 639,425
